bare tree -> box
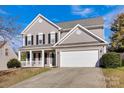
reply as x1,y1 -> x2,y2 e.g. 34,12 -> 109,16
0,16 -> 21,42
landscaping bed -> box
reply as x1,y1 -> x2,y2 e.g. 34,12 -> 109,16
102,67 -> 124,88
0,68 -> 50,88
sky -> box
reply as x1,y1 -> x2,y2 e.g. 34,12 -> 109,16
0,5 -> 124,50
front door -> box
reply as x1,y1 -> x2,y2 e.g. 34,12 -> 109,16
45,52 -> 49,66
44,52 -> 56,67
51,52 -> 56,66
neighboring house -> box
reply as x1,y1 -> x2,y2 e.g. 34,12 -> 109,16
0,41 -> 17,70
18,14 -> 108,67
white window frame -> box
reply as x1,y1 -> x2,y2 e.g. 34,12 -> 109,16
27,34 -> 32,46
38,33 -> 43,45
5,48 -> 9,56
23,35 -> 25,46
50,32 -> 56,44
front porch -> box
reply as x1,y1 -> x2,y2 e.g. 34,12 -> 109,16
18,50 -> 56,67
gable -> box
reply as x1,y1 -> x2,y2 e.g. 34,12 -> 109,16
54,24 -> 107,46
21,14 -> 61,35
59,27 -> 99,45
2,42 -> 17,58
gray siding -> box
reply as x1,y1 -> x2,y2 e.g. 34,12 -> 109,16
60,31 -> 68,39
0,42 -> 17,70
23,16 -> 59,45
89,28 -> 104,39
57,17 -> 103,29
60,28 -> 99,45
61,27 -> 104,39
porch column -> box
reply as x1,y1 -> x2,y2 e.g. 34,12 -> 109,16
55,50 -> 57,67
18,51 -> 21,61
49,52 -> 52,67
29,50 -> 32,66
42,50 -> 44,67
26,52 -> 28,66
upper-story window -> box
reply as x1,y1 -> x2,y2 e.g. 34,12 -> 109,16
27,34 -> 32,45
36,33 -> 45,45
38,33 -> 43,45
39,34 -> 43,44
48,32 -> 58,44
5,48 -> 8,56
25,34 -> 33,46
51,32 -> 56,44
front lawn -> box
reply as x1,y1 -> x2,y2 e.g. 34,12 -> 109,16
0,68 -> 50,88
102,67 -> 124,88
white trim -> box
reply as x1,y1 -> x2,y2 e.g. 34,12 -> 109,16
29,50 -> 32,66
50,31 -> 56,34
22,36 -> 25,46
58,31 -> 61,40
38,33 -> 43,35
27,34 -> 32,36
50,32 -> 56,44
42,50 -> 45,67
21,14 -> 61,34
53,43 -> 107,49
53,24 -> 108,46
53,25 -> 77,46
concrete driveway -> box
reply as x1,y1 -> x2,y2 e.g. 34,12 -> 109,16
10,68 -> 106,88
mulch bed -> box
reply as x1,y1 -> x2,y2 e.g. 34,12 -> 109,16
0,69 -> 17,76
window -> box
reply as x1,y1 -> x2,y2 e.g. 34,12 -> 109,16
49,32 -> 58,44
5,48 -> 8,56
38,33 -> 43,45
27,35 -> 32,45
50,32 -> 56,44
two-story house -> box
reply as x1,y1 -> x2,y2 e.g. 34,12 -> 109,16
18,14 -> 108,67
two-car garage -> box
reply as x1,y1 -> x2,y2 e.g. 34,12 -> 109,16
60,50 -> 99,67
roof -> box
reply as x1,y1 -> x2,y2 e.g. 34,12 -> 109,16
53,24 -> 108,46
0,41 -> 6,48
21,14 -> 61,34
56,17 -> 103,29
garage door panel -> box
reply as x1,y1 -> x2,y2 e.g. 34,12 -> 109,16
60,50 -> 98,67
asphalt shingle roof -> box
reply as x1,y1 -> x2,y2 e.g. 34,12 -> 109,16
56,17 -> 103,29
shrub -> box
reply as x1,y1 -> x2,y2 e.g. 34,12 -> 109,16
122,59 -> 124,66
7,59 -> 21,68
100,52 -> 121,68
21,52 -> 26,61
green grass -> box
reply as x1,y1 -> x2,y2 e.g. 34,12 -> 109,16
0,68 -> 50,88
102,67 -> 124,88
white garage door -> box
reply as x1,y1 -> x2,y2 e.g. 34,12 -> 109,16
60,50 -> 99,67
